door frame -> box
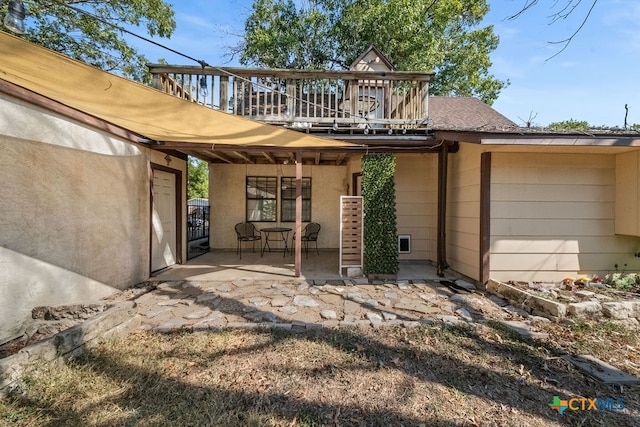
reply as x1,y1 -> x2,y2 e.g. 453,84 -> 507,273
351,172 -> 362,196
150,163 -> 183,274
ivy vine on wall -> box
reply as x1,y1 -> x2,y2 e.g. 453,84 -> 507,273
362,153 -> 399,275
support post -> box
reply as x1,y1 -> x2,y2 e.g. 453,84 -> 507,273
295,151 -> 302,277
480,152 -> 492,285
437,142 -> 450,276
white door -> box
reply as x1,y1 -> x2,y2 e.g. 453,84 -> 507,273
151,169 -> 177,272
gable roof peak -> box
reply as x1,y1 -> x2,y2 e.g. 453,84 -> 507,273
349,45 -> 395,71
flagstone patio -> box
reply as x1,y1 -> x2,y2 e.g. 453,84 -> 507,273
129,251 -> 546,335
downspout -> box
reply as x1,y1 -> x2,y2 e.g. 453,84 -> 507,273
436,141 -> 450,277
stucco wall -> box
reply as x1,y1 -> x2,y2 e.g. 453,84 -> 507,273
447,143 -> 483,281
0,94 -> 186,343
395,154 -> 438,261
345,154 -> 437,262
490,152 -> 640,282
209,163 -> 348,250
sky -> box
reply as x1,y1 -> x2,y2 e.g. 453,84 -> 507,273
127,0 -> 639,128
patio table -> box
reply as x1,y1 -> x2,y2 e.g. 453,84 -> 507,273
260,227 -> 292,257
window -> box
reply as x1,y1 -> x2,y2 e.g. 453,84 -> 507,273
281,177 -> 311,222
246,177 -> 277,222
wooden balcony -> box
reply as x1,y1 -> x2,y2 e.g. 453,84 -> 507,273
148,65 -> 432,131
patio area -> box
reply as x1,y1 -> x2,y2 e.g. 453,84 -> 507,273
133,250 -> 488,333
151,250 -> 455,283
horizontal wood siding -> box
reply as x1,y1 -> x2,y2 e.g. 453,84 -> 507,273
395,155 -> 437,261
615,151 -> 640,235
490,152 -> 640,282
447,144 -> 484,280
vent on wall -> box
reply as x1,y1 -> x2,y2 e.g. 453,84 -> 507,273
398,234 -> 411,254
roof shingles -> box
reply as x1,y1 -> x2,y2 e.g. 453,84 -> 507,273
428,96 -> 517,131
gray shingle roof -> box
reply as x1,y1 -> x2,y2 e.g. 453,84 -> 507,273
428,96 -> 517,131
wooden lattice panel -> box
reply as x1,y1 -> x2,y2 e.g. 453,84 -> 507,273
339,196 -> 363,275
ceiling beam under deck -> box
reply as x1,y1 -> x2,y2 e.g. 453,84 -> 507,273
233,151 -> 255,163
188,150 -> 220,163
151,142 -> 444,162
262,152 -> 276,164
208,151 -> 235,164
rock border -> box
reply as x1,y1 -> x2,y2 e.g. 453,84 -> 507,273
0,301 -> 139,397
487,279 -> 640,323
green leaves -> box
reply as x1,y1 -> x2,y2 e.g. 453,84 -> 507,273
548,119 -> 591,130
362,153 -> 398,275
17,0 -> 176,81
239,0 -> 505,103
241,0 -> 338,69
187,157 -> 209,200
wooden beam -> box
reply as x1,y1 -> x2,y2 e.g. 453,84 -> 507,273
191,150 -> 220,163
315,152 -> 321,165
148,64 -> 433,81
209,151 -> 234,164
480,152 -> 492,286
262,152 -> 276,164
295,151 -> 303,277
436,142 -> 450,277
233,151 -> 254,163
335,153 -> 346,166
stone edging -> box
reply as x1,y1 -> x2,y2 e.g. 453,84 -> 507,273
487,279 -> 640,322
0,301 -> 139,397
486,280 -> 566,320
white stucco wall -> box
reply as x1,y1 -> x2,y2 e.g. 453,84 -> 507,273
209,163 -> 348,250
0,93 -> 186,343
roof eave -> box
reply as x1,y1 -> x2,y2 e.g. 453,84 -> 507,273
434,129 -> 640,147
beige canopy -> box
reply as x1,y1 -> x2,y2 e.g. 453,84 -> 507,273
0,32 -> 354,149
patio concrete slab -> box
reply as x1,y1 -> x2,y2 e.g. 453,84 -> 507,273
151,250 -> 453,283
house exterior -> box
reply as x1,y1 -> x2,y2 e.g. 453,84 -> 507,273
149,46 -> 640,285
0,32 -> 347,343
2,32 -> 640,343
437,131 -> 640,284
0,33 -> 189,343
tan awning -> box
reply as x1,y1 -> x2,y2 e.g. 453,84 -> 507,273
0,32 -> 354,149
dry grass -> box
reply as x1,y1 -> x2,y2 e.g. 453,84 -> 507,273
1,322 -> 639,427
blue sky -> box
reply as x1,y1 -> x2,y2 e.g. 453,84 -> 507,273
130,0 -> 639,127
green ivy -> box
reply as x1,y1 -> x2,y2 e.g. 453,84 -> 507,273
362,153 -> 399,275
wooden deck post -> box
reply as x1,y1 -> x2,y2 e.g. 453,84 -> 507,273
295,151 -> 302,277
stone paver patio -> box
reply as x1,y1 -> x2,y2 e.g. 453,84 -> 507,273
127,277 -> 548,336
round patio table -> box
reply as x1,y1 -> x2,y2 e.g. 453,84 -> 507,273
260,227 -> 292,257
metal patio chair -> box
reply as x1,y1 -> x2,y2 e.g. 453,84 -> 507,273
291,222 -> 321,258
235,222 -> 262,259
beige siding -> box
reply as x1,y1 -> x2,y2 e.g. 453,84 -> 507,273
0,94 -> 187,343
447,143 -> 484,280
209,164 -> 348,250
615,151 -> 640,235
395,154 -> 438,261
490,152 -> 640,282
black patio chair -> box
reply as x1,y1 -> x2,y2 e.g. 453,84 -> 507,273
291,223 -> 321,258
235,222 -> 262,259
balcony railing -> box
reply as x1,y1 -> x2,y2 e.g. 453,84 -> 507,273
148,65 -> 432,130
